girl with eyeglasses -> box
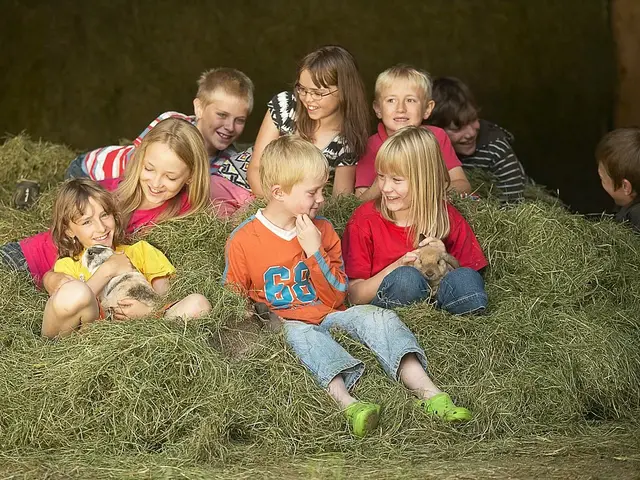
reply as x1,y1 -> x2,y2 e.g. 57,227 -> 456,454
246,45 -> 371,198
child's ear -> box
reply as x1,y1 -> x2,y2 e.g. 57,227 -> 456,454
193,98 -> 203,120
373,101 -> 383,120
272,184 -> 285,200
621,179 -> 634,196
423,100 -> 436,120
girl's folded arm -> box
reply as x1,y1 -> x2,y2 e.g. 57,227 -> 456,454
347,252 -> 418,305
151,276 -> 170,296
85,253 -> 134,296
247,112 -> 280,196
332,166 -> 356,196
43,271 -> 75,296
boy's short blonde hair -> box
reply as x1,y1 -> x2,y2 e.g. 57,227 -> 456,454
196,67 -> 254,112
596,127 -> 640,191
374,64 -> 433,103
260,135 -> 329,200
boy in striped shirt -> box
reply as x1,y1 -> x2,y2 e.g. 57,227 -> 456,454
223,135 -> 471,437
427,76 -> 530,204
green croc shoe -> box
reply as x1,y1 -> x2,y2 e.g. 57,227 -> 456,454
418,392 -> 472,422
344,401 -> 381,437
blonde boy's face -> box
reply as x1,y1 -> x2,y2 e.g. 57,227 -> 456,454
598,163 -> 635,207
278,175 -> 327,219
374,79 -> 435,136
194,90 -> 250,155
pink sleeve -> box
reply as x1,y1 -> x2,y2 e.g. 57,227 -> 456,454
443,205 -> 488,271
98,178 -> 121,192
19,230 -> 58,287
354,140 -> 378,189
341,212 -> 374,280
429,126 -> 462,171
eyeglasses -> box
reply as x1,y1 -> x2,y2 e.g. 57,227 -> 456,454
294,83 -> 338,101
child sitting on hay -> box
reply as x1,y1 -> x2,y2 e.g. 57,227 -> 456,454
596,127 -> 640,232
342,126 -> 488,314
223,135 -> 471,438
354,64 -> 472,202
0,118 -> 211,287
42,178 -> 211,339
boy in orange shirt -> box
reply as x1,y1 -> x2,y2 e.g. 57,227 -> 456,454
223,136 -> 471,437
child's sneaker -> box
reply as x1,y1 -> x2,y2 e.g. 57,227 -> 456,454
344,401 -> 381,437
417,392 -> 472,422
12,179 -> 41,210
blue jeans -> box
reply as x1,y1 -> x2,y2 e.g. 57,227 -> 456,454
283,305 -> 427,390
372,266 -> 488,315
64,154 -> 89,179
0,242 -> 29,272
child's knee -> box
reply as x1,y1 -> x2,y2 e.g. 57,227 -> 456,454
379,266 -> 428,305
51,280 -> 96,315
183,293 -> 211,318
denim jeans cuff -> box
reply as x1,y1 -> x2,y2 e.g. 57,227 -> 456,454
387,347 -> 429,381
318,359 -> 365,390
440,291 -> 488,315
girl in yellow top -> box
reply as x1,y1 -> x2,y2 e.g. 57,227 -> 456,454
42,178 -> 211,339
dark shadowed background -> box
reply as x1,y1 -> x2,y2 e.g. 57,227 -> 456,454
0,0 -> 615,213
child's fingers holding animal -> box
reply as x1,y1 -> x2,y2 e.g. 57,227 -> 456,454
418,236 -> 446,252
103,252 -> 135,277
395,251 -> 419,268
114,298 -> 152,320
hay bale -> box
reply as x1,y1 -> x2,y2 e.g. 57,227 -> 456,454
0,136 -> 639,461
0,134 -> 76,205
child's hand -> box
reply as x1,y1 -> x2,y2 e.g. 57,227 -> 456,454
113,298 -> 153,320
296,214 -> 321,257
392,251 -> 419,269
101,252 -> 135,278
418,236 -> 446,253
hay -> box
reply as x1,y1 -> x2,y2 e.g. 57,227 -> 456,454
0,136 -> 639,470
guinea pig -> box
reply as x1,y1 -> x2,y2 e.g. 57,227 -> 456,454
81,245 -> 160,311
413,245 -> 460,296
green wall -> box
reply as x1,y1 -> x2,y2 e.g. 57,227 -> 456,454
0,0 -> 614,213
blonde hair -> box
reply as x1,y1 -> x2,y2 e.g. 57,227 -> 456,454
51,178 -> 125,259
376,126 -> 450,245
197,67 -> 254,112
260,135 -> 329,201
374,64 -> 433,104
295,45 -> 370,159
117,118 -> 211,225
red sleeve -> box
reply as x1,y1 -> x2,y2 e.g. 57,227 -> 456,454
303,222 -> 348,309
443,205 -> 488,271
354,138 -> 378,189
341,210 -> 374,280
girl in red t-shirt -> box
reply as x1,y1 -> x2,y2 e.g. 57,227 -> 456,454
342,126 -> 488,314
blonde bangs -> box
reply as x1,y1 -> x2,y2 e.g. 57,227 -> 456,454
374,65 -> 432,103
260,135 -> 329,199
116,118 -> 210,226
